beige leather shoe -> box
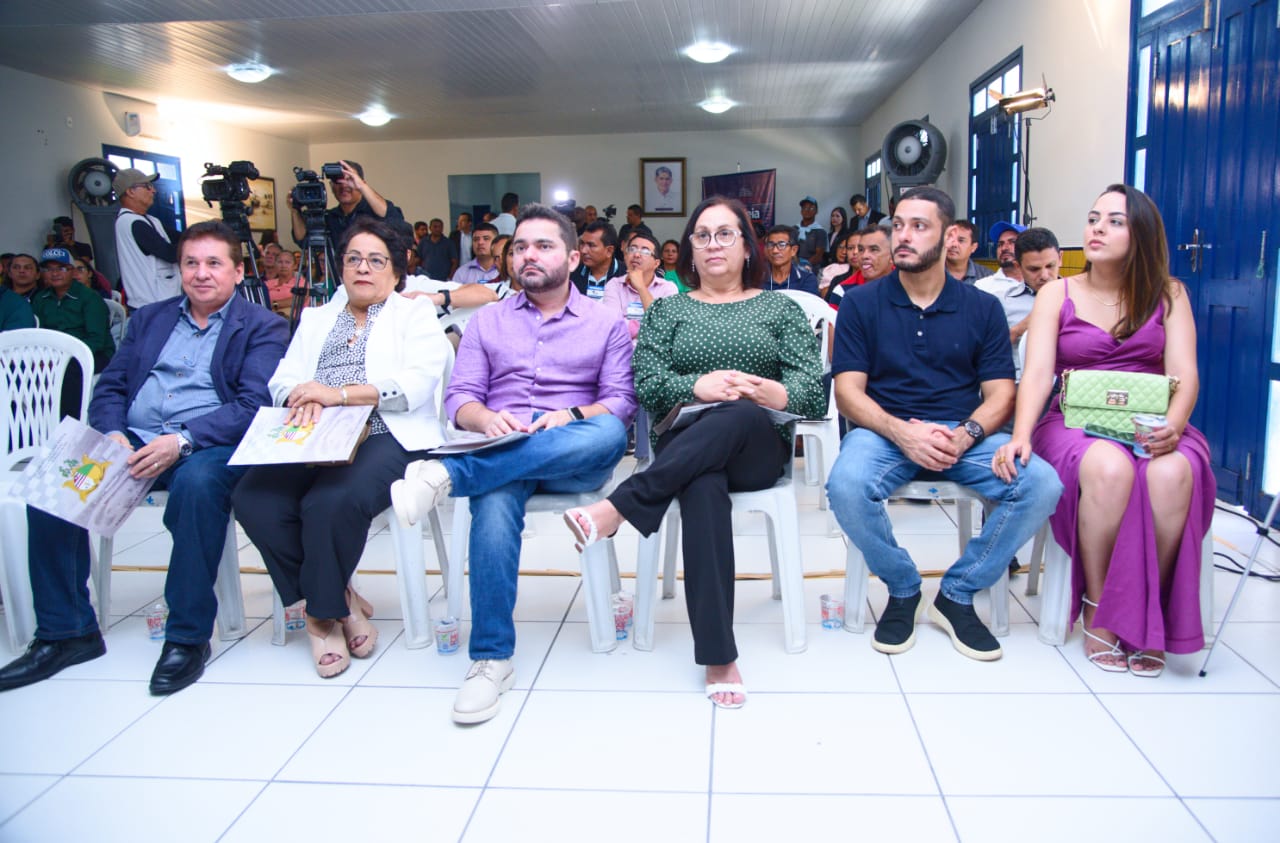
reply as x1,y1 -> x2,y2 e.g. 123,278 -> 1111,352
452,659 -> 514,724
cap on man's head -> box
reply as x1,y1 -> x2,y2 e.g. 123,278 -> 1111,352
53,215 -> 74,228
988,221 -> 1028,242
799,195 -> 818,207
39,247 -> 74,266
113,168 -> 159,194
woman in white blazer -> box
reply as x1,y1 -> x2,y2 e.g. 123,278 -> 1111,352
233,218 -> 451,678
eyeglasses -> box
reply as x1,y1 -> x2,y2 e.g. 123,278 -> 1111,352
764,241 -> 795,251
625,246 -> 655,257
341,252 -> 390,271
689,228 -> 742,249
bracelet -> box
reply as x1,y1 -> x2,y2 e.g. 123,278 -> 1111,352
340,386 -> 349,406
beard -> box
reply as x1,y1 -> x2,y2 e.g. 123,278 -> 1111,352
894,237 -> 944,273
519,258 -> 569,293
997,249 -> 1016,269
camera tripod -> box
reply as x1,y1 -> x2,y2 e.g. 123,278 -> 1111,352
217,199 -> 268,307
291,211 -> 336,332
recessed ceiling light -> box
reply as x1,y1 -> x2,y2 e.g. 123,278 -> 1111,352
357,107 -> 392,127
225,62 -> 273,84
698,96 -> 735,114
683,41 -> 734,64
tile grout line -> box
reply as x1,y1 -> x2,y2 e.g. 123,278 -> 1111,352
888,652 -> 964,842
455,577 -> 583,842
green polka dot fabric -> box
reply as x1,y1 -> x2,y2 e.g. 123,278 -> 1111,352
633,291 -> 826,445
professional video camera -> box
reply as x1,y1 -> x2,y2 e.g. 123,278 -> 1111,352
289,165 -> 341,326
601,204 -> 617,220
200,160 -> 259,204
290,165 -> 327,212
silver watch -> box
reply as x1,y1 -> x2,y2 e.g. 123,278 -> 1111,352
176,432 -> 194,457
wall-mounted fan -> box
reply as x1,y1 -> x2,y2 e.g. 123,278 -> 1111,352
881,120 -> 947,196
67,157 -> 122,282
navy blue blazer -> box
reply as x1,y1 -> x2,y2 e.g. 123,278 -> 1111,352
88,294 -> 289,448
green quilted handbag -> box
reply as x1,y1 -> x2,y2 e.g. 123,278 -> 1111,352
1059,369 -> 1179,438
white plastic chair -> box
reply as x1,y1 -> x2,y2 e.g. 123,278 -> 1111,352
267,345 -> 455,650
0,329 -> 95,647
842,480 -> 1011,636
448,488 -> 622,654
104,298 -> 127,347
778,290 -> 840,530
632,459 -> 807,655
1027,522 -> 1215,647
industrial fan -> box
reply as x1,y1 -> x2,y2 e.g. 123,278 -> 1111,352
66,157 -> 121,282
881,120 -> 947,197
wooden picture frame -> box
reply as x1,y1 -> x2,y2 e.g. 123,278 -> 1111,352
247,176 -> 276,231
640,157 -> 686,217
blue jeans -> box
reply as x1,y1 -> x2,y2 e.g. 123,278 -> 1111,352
827,424 -> 1062,604
27,442 -> 243,644
441,415 -> 628,660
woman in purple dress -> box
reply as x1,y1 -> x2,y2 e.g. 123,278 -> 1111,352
992,185 -> 1213,677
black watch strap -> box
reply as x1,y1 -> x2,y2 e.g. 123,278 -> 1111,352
568,406 -> 585,421
960,418 -> 985,444
441,288 -> 452,311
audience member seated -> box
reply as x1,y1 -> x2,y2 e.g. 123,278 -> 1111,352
389,204 -> 634,725
4,253 -> 41,302
30,248 -> 114,372
452,222 -> 500,285
660,239 -> 687,291
944,220 -> 992,285
564,197 -> 824,710
823,230 -> 864,310
975,221 -> 1027,297
826,206 -> 850,263
762,226 -> 819,295
818,233 -> 851,293
850,193 -> 886,229
857,224 -> 895,283
70,255 -> 113,299
0,280 -> 35,331
601,231 -> 678,341
571,220 -> 625,300
233,218 -> 452,679
994,184 -> 1214,678
826,187 -> 1061,663
0,221 -> 288,696
265,248 -> 300,316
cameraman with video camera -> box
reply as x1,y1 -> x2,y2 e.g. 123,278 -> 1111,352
289,160 -> 405,249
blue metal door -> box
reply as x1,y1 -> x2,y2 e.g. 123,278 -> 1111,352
1137,0 -> 1278,513
102,145 -> 186,234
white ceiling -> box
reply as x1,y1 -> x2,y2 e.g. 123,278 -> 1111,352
0,0 -> 981,144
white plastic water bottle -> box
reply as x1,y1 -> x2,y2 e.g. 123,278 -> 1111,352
145,601 -> 168,640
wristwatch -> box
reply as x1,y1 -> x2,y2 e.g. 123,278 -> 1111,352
959,419 -> 985,445
176,431 -> 194,458
568,406 -> 585,421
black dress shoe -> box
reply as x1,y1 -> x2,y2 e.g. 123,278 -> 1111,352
149,641 -> 211,696
0,631 -> 106,692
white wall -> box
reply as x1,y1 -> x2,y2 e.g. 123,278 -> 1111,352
311,125 -> 861,245
0,64 -> 308,256
857,0 -> 1131,244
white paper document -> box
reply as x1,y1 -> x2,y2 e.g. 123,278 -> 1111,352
12,418 -> 156,537
228,405 -> 373,466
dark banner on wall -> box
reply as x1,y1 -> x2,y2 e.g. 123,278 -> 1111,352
701,169 -> 776,230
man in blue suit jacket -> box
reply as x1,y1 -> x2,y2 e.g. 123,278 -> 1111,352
0,221 -> 288,696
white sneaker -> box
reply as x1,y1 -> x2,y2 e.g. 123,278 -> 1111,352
390,460 -> 452,527
452,659 -> 515,724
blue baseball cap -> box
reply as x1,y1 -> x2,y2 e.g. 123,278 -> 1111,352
39,247 -> 74,266
988,221 -> 1027,242
799,195 -> 818,207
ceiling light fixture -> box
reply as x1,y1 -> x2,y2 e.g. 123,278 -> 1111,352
698,96 -> 735,114
357,106 -> 392,127
683,41 -> 734,64
225,62 -> 274,84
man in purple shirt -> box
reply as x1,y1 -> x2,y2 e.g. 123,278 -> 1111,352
391,204 -> 635,725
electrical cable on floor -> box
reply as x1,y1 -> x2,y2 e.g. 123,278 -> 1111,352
1210,503 -> 1280,582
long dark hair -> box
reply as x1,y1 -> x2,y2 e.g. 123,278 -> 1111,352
676,196 -> 765,290
1086,184 -> 1173,339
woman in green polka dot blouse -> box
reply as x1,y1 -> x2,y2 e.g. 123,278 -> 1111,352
565,197 -> 824,709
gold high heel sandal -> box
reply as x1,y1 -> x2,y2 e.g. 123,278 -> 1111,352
342,588 -> 378,659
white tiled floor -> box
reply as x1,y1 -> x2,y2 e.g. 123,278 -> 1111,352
1,460 -> 1278,842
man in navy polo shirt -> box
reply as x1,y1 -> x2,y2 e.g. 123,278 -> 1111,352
825,186 -> 1061,662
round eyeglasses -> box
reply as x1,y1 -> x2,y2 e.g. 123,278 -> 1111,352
689,228 -> 742,249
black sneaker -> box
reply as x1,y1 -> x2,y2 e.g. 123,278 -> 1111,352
1008,557 -> 1020,578
872,592 -> 922,654
928,593 -> 1003,661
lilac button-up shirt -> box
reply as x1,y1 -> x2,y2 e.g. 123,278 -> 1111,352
444,285 -> 637,426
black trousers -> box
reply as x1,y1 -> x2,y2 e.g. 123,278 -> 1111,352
232,433 -> 430,620
609,401 -> 787,665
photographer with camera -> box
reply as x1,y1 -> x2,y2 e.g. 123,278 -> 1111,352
114,169 -> 180,309
289,160 -> 405,249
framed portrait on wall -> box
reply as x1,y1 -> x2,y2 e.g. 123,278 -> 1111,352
640,158 -> 686,216
247,176 -> 276,231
